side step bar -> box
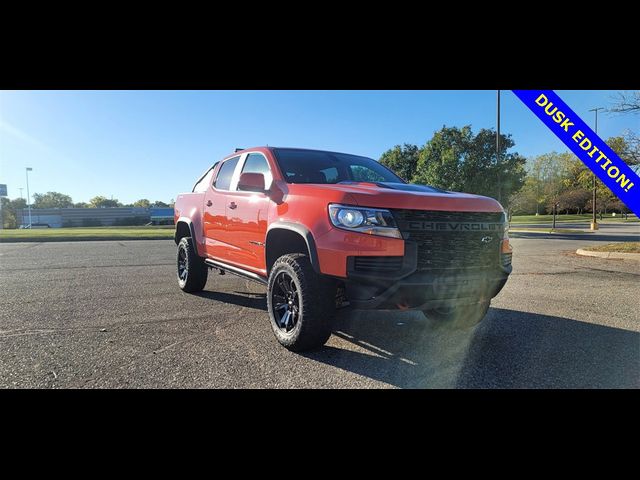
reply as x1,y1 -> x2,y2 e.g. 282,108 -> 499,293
204,258 -> 267,286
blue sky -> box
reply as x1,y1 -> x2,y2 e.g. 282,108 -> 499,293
0,90 -> 637,204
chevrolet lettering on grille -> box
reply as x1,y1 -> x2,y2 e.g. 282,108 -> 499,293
405,221 -> 504,232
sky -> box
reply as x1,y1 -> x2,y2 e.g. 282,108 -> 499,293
0,90 -> 638,204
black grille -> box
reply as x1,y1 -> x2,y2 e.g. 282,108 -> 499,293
394,209 -> 504,225
394,210 -> 504,271
353,256 -> 403,273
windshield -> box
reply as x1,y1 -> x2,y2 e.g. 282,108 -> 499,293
273,148 -> 405,184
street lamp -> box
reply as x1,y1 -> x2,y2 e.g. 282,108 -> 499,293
26,167 -> 33,228
588,108 -> 604,231
496,90 -> 501,204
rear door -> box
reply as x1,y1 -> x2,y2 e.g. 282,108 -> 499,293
203,155 -> 241,259
222,152 -> 272,274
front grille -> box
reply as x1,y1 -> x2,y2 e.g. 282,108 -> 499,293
393,210 -> 504,271
353,256 -> 403,273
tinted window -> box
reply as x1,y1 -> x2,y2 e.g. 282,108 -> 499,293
214,156 -> 240,190
350,165 -> 387,183
241,153 -> 273,189
193,166 -> 215,193
320,167 -> 339,183
273,148 -> 403,184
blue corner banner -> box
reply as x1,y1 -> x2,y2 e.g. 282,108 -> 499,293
513,90 -> 639,217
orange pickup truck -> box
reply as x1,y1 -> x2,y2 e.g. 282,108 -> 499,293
174,147 -> 512,351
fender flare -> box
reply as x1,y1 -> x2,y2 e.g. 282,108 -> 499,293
266,221 -> 320,273
174,217 -> 199,256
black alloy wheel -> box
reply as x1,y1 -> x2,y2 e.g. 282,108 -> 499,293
178,246 -> 188,282
271,272 -> 300,332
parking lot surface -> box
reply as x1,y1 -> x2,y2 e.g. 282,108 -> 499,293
1,223 -> 638,388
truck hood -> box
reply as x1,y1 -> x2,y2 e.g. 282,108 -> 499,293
293,182 -> 504,212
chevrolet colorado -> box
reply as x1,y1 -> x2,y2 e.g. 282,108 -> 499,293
174,147 -> 512,351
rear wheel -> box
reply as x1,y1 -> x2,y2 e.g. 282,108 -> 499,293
177,237 -> 208,293
267,253 -> 335,351
423,301 -> 490,329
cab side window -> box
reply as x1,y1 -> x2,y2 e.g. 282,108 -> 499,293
214,156 -> 240,190
240,153 -> 273,189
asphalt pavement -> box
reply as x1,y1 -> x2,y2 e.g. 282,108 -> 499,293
1,223 -> 638,388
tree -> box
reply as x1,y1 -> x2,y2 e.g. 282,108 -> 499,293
1,198 -> 16,228
152,200 -> 170,208
623,131 -> 640,170
89,196 -> 121,208
605,132 -> 639,169
32,191 -> 73,208
379,144 -> 420,182
413,126 -> 526,205
557,189 -> 591,214
575,136 -> 636,214
608,91 -> 640,114
528,152 -> 577,214
73,202 -> 89,208
1,198 -> 27,228
133,199 -> 151,208
609,199 -> 630,215
11,198 -> 27,210
508,175 -> 542,215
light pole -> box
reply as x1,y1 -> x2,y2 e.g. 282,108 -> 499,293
496,90 -> 501,204
19,188 -> 24,200
588,107 -> 604,231
26,167 -> 33,228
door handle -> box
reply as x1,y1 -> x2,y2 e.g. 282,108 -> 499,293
206,200 -> 213,207
228,202 -> 237,210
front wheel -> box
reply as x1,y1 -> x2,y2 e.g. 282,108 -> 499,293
423,301 -> 490,330
267,254 -> 335,352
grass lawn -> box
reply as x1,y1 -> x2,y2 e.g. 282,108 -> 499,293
0,226 -> 175,242
584,242 -> 640,253
510,214 -> 638,224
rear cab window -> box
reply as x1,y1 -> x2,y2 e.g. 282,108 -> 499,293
192,163 -> 218,193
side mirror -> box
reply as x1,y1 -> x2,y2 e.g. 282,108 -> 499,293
237,172 -> 266,193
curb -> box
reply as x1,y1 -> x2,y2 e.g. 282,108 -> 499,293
576,249 -> 640,261
510,229 -> 591,234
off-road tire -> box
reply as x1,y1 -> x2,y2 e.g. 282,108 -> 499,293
267,253 -> 335,351
177,237 -> 208,293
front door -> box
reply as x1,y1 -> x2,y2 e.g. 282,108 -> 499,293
222,153 -> 273,274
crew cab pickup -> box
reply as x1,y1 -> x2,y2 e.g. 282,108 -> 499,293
174,147 -> 512,351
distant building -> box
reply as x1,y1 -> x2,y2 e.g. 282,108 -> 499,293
149,207 -> 175,225
17,207 -> 174,228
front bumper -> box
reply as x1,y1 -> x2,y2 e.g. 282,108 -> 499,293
344,242 -> 512,310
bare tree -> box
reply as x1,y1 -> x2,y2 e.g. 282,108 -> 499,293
623,130 -> 640,167
608,91 -> 640,114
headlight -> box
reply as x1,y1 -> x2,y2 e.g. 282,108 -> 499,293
328,204 -> 402,238
337,209 -> 364,228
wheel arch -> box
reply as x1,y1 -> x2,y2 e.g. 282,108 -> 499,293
266,222 -> 320,274
174,217 -> 199,255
